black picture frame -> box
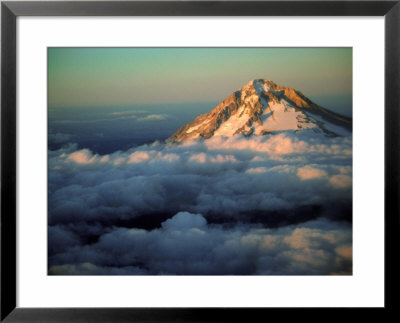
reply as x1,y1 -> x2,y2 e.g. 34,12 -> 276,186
1,1 -> 399,321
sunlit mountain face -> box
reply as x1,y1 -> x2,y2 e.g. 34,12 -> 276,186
169,79 -> 351,142
48,79 -> 352,276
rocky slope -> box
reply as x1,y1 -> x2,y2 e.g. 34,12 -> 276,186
168,79 -> 351,142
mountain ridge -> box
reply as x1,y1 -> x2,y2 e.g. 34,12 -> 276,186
168,79 -> 352,142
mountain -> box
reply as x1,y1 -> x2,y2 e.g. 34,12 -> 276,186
168,79 -> 352,142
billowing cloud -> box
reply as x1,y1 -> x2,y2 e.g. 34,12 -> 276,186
48,132 -> 352,275
297,166 -> 328,180
161,211 -> 207,230
49,212 -> 352,275
67,149 -> 97,164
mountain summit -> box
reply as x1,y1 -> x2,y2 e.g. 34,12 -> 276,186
168,79 -> 351,142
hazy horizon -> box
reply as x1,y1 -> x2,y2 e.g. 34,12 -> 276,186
50,92 -> 352,117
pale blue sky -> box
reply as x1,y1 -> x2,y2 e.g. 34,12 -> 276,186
48,47 -> 352,112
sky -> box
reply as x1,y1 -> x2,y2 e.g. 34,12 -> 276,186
48,47 -> 352,114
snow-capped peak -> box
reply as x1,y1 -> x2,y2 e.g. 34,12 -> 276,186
168,79 -> 351,142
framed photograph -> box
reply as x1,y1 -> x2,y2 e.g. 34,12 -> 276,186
1,0 -> 399,321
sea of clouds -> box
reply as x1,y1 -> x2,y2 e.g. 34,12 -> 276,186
48,131 -> 352,275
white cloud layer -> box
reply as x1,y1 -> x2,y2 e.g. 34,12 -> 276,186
49,212 -> 352,275
48,132 -> 352,275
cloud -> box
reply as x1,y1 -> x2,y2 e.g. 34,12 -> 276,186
128,151 -> 151,163
204,133 -> 310,155
137,114 -> 168,122
49,213 -> 352,275
246,167 -> 267,174
297,166 -> 328,180
161,212 -> 207,230
48,132 -> 352,275
48,225 -> 81,256
329,174 -> 352,188
67,149 -> 97,164
49,262 -> 146,275
189,153 -> 207,163
51,110 -> 165,124
48,134 -> 352,225
110,110 -> 148,116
